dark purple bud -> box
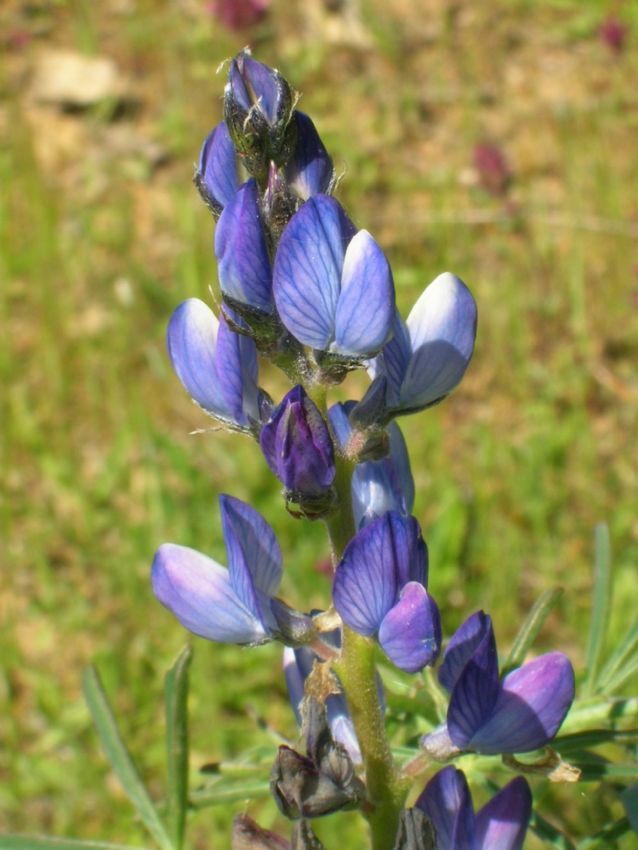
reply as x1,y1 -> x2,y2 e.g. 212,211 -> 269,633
224,50 -> 295,177
232,813 -> 290,850
270,698 -> 365,819
194,121 -> 239,216
473,142 -> 512,196
260,385 -> 336,508
392,808 -> 436,850
285,112 -> 335,201
599,15 -> 627,54
207,0 -> 270,32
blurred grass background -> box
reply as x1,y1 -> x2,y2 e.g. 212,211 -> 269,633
1,0 -> 637,846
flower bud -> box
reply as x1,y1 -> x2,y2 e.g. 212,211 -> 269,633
270,698 -> 365,819
224,50 -> 295,178
260,385 -> 336,518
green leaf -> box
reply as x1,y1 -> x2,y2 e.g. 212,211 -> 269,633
502,588 -> 563,674
82,666 -> 173,850
600,654 -> 638,696
530,810 -> 576,850
553,729 -> 638,752
621,785 -> 638,834
164,646 -> 192,850
583,523 -> 612,696
0,839 -> 153,850
577,818 -> 632,848
597,620 -> 638,693
189,779 -> 271,809
574,762 -> 638,781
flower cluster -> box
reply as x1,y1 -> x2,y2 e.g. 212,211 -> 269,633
152,51 -> 576,849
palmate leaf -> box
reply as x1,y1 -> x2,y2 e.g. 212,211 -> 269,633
82,666 -> 173,850
583,523 -> 612,696
502,588 -> 563,675
0,839 -> 153,850
164,646 -> 192,850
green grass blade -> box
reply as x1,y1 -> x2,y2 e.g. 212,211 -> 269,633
0,839 -> 153,850
164,646 -> 192,850
530,810 -> 576,850
82,666 -> 173,850
597,620 -> 638,693
502,588 -> 563,674
601,654 -> 638,696
189,779 -> 270,809
583,524 -> 612,696
553,729 -> 638,752
575,763 -> 638,781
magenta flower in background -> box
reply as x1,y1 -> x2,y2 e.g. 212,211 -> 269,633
473,142 -> 512,197
206,0 -> 270,31
599,15 -> 627,54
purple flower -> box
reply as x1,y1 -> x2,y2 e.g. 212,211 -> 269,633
273,195 -> 395,359
151,495 -> 282,645
224,51 -> 294,174
284,643 -> 362,764
215,179 -> 273,316
206,0 -> 270,31
194,121 -> 239,216
473,142 -> 512,197
167,298 -> 262,432
424,611 -> 575,755
365,272 -> 477,419
328,401 -> 414,527
416,767 -> 532,850
333,512 -> 441,673
260,385 -> 335,501
599,15 -> 627,54
284,112 -> 334,201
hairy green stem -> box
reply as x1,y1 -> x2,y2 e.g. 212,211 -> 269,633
325,454 -> 406,850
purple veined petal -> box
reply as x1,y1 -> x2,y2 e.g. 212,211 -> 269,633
439,611 -> 494,693
386,421 -> 415,512
328,712 -> 362,765
233,53 -> 280,123
151,544 -> 270,644
327,400 -> 353,450
368,310 -> 411,407
285,111 -> 334,201
196,121 -> 239,212
378,582 -> 441,673
215,179 -> 273,313
415,767 -> 476,850
283,646 -> 306,726
220,495 -> 282,605
273,195 -> 356,349
167,299 -> 234,421
213,314 -> 260,427
333,230 -> 395,357
475,777 -> 532,850
467,652 -> 575,755
333,512 -> 427,636
399,272 -> 478,410
447,621 -> 500,750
